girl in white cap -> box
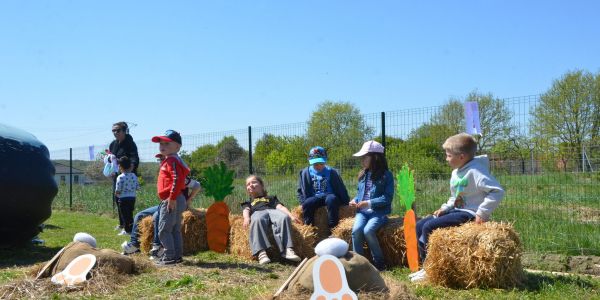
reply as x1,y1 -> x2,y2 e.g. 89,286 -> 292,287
349,140 -> 394,271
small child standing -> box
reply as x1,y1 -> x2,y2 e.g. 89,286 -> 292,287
410,133 -> 504,282
115,156 -> 139,235
152,130 -> 190,266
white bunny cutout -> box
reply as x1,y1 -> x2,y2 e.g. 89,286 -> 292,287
310,254 -> 357,300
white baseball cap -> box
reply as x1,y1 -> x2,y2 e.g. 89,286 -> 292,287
353,140 -> 384,157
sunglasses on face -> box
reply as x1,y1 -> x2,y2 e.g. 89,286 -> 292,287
112,129 -> 122,133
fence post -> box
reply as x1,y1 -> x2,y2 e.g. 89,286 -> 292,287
69,148 -> 73,210
381,112 -> 386,151
248,126 -> 253,174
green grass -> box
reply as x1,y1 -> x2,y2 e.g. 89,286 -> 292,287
52,171 -> 600,255
1,211 -> 599,299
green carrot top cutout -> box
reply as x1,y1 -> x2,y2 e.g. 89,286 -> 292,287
201,161 -> 234,202
397,164 -> 415,212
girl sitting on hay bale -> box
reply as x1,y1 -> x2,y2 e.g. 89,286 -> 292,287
410,133 -> 504,282
349,140 -> 394,271
242,175 -> 302,264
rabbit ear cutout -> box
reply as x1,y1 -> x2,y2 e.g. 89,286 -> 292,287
310,255 -> 357,300
51,254 -> 96,286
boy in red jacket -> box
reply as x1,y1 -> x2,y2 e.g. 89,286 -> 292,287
152,130 -> 190,265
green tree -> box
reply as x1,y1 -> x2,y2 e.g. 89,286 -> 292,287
307,101 -> 374,170
181,144 -> 218,178
253,134 -> 307,175
216,136 -> 248,177
532,70 -> 599,171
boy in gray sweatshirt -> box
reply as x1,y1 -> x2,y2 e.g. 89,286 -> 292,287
410,133 -> 504,282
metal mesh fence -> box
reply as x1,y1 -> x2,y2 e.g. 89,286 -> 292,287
49,95 -> 600,255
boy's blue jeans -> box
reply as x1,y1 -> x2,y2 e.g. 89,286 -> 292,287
352,211 -> 388,268
416,209 -> 474,263
129,205 -> 160,247
301,193 -> 343,228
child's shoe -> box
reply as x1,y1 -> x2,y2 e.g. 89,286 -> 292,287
283,248 -> 301,262
410,270 -> 427,282
121,241 -> 140,255
155,256 -> 177,267
149,245 -> 165,260
258,250 -> 271,264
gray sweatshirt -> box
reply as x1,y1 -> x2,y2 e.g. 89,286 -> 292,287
440,155 -> 504,220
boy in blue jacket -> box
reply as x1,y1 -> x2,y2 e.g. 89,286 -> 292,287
297,146 -> 350,229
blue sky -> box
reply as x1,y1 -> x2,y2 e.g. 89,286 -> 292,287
1,1 -> 599,152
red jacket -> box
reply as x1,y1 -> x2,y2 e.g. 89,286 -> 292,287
157,155 -> 190,201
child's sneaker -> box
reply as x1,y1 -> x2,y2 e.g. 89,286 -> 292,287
117,230 -> 128,236
155,257 -> 177,267
408,269 -> 425,279
283,248 -> 301,262
258,250 -> 271,265
175,257 -> 184,264
121,241 -> 140,255
149,245 -> 165,260
410,270 -> 427,282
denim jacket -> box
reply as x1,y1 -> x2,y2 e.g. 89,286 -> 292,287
354,170 -> 394,215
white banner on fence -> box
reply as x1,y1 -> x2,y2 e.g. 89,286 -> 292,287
464,101 -> 482,136
88,145 -> 95,161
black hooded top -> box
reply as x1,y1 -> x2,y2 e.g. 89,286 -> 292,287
109,134 -> 139,174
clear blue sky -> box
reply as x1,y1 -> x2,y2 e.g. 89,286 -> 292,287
1,0 -> 599,151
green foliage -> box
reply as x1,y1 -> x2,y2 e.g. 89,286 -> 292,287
201,161 -> 234,202
532,70 -> 600,171
181,136 -> 248,178
397,164 -> 415,212
254,134 -> 307,175
307,101 -> 374,168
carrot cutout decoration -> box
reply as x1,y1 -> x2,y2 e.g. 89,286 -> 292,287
397,164 -> 419,272
203,162 -> 234,253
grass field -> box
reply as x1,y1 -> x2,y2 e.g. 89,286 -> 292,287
52,171 -> 600,255
1,211 -> 599,299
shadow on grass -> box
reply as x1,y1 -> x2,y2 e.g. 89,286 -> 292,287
182,260 -> 274,273
0,245 -> 63,269
520,271 -> 598,291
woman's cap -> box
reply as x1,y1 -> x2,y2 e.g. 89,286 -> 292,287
353,140 -> 384,157
308,146 -> 327,165
152,130 -> 182,145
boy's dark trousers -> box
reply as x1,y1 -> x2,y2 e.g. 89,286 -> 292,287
301,193 -> 342,228
416,209 -> 474,263
117,197 -> 136,233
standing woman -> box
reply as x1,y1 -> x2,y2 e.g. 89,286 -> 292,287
109,121 -> 139,234
349,140 -> 394,271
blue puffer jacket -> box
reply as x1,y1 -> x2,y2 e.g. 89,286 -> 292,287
354,170 -> 394,215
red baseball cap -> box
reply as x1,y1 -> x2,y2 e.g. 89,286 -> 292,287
151,130 -> 182,145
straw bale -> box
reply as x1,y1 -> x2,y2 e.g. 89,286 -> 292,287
292,205 -> 356,241
330,216 -> 407,267
228,214 -> 317,261
424,221 -> 524,289
138,209 -> 208,255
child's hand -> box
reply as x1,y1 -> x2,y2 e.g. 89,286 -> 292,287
290,215 -> 301,224
243,217 -> 250,229
357,201 -> 369,209
475,215 -> 484,224
433,209 -> 445,217
349,201 -> 357,209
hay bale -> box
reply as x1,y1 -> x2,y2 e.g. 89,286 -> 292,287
292,205 -> 356,241
182,209 -> 208,254
330,216 -> 407,267
424,222 -> 524,289
228,214 -> 317,261
138,208 -> 208,255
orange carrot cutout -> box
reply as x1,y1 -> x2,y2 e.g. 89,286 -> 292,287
397,164 -> 419,272
203,162 -> 234,253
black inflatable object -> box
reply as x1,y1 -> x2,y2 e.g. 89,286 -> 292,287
0,123 -> 57,247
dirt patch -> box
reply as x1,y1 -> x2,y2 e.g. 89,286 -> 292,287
522,253 -> 600,276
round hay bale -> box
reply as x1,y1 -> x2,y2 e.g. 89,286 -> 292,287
228,214 -> 317,261
138,209 -> 208,255
292,205 -> 356,242
288,251 -> 388,293
424,221 -> 524,289
330,216 -> 407,267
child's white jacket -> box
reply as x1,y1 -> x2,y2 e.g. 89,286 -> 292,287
440,155 -> 504,220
